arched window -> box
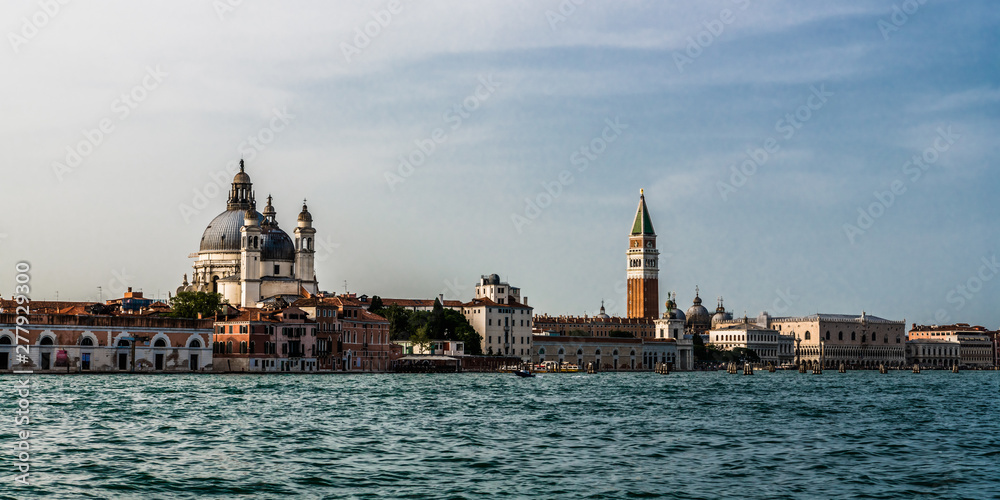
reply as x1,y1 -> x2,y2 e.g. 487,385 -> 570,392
558,348 -> 564,355
190,339 -> 201,349
872,333 -> 877,342
154,339 -> 166,348
40,337 -> 54,346
612,349 -> 619,356
80,337 -> 94,346
825,331 -> 830,340
838,331 -> 843,341
538,348 -> 545,356
116,339 -> 129,347
577,349 -> 583,355
227,341 -> 233,354
804,331 -> 811,340
595,349 -> 601,356
896,336 -> 901,344
240,341 -> 248,354
249,341 -> 255,353
0,336 -> 12,345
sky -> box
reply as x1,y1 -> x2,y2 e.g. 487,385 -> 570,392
1,0 -> 998,328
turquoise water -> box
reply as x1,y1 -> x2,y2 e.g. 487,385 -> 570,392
1,371 -> 998,499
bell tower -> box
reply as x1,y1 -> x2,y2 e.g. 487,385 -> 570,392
627,189 -> 659,319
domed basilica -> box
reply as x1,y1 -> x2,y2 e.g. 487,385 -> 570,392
178,161 -> 319,307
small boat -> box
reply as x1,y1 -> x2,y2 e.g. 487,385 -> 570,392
514,369 -> 535,378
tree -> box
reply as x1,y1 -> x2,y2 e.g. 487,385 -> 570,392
608,330 -> 634,338
567,329 -> 591,337
170,291 -> 223,319
382,305 -> 411,340
411,325 -> 432,354
368,295 -> 385,316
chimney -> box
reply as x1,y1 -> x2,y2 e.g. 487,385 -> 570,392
523,297 -> 528,305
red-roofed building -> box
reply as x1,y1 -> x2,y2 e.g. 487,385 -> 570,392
212,306 -> 321,372
293,295 -> 392,372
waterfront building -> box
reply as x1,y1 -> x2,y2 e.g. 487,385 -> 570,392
627,190 -> 660,319
531,334 -> 690,371
707,317 -> 795,366
0,299 -> 213,373
905,338 -> 960,368
212,306 -> 323,372
292,296 -> 343,370
533,302 -> 655,339
395,340 -> 465,356
533,334 -> 643,371
294,295 -> 393,372
460,275 -> 533,359
908,324 -> 995,368
769,312 -> 906,368
719,311 -> 907,368
179,161 -> 319,307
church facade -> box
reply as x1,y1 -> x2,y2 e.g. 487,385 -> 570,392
179,161 -> 319,307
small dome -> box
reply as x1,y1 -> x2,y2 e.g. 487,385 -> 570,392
297,200 -> 312,223
233,160 -> 251,184
261,227 -> 295,261
686,289 -> 711,329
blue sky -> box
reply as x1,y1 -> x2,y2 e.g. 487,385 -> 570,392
1,0 -> 998,327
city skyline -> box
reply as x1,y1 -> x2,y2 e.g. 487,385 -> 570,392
2,1 -> 999,327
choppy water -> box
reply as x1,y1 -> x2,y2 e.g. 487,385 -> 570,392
1,371 -> 999,499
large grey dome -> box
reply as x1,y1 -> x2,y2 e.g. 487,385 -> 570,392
261,227 -> 295,261
686,294 -> 711,329
200,210 -> 264,252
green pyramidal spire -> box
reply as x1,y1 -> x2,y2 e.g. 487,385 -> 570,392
631,189 -> 655,235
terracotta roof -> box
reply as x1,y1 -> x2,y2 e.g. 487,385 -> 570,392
381,298 -> 465,308
462,297 -> 531,310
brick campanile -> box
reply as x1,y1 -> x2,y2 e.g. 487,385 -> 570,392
627,189 -> 659,319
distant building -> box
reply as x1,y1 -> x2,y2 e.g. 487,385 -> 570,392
293,295 -> 393,372
395,340 -> 465,356
531,334 -> 687,371
627,190 -> 660,319
0,300 -> 212,373
463,277 -> 533,359
533,302 -> 654,339
213,306 -> 321,372
707,317 -> 795,366
179,161 -> 318,307
907,324 -> 994,368
726,312 -> 907,368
